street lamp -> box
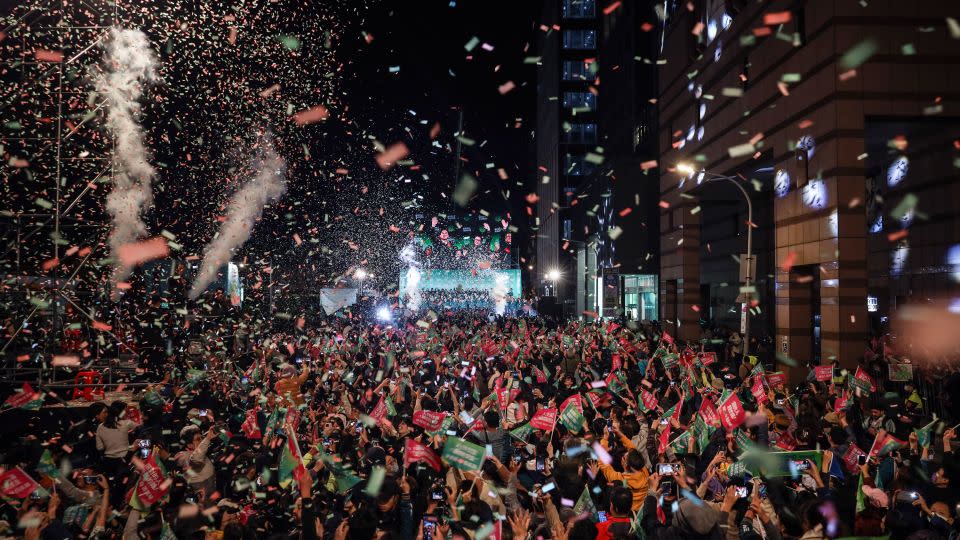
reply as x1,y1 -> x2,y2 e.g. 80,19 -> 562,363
676,162 -> 755,357
546,269 -> 560,296
355,268 -> 367,296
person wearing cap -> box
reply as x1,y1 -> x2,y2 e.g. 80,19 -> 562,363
275,362 -> 311,407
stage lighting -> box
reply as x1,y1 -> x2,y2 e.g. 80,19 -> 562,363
376,306 -> 392,321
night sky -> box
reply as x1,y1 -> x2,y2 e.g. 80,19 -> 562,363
0,0 -> 542,296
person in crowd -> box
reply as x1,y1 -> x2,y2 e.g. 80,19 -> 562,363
5,309 -> 960,540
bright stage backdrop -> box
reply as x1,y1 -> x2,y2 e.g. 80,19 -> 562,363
399,269 -> 521,294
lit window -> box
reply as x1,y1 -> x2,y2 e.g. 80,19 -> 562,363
562,91 -> 596,110
563,154 -> 597,176
562,123 -> 597,144
562,29 -> 597,49
562,60 -> 593,81
562,0 -> 595,18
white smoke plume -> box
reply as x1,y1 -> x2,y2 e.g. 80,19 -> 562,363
189,137 -> 287,299
400,244 -> 422,312
491,272 -> 509,316
94,28 -> 159,287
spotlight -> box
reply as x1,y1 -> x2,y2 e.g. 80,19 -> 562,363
376,306 -> 392,321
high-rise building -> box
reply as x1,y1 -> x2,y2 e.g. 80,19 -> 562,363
534,0 -> 660,319
657,0 -> 960,379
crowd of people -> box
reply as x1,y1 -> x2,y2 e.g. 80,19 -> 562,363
416,289 -> 522,314
2,310 -> 959,540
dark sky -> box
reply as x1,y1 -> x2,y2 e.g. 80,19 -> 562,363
1,0 -> 542,293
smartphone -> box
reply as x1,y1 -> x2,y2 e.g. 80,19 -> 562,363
422,516 -> 438,540
606,418 -> 613,432
355,423 -> 363,434
735,486 -> 750,498
185,495 -> 196,504
29,491 -> 42,500
657,463 -> 679,476
758,485 -> 767,498
84,475 -> 99,485
660,418 -> 669,425
241,377 -> 249,384
776,399 -> 785,406
669,381 -> 676,386
511,453 -> 523,465
322,438 -> 332,448
660,479 -> 675,495
597,511 -> 607,523
536,457 -> 545,471
858,455 -> 867,466
199,409 -> 208,417
792,460 -> 811,471
431,487 -> 445,501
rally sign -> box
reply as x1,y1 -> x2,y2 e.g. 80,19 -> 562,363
699,351 -> 717,366
814,365 -> 833,382
529,407 -> 558,431
718,392 -> 746,430
442,437 -> 486,471
241,408 -> 262,439
558,394 -> 585,433
404,439 -> 442,471
698,397 -> 721,427
765,372 -> 786,388
0,467 -> 41,499
413,410 -> 447,432
841,444 -> 867,473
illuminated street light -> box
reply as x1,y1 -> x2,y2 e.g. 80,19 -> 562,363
547,269 -> 560,281
355,268 -> 367,296
674,162 -> 755,357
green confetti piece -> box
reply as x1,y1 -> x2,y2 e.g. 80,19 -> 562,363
901,43 -> 916,55
464,36 -> 480,52
889,193 -> 917,221
277,35 -> 300,50
781,73 -> 801,83
34,198 -> 52,209
840,38 -> 878,70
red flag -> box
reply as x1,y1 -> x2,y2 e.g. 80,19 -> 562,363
750,376 -> 768,404
412,410 -> 447,432
765,372 -> 787,388
641,389 -> 659,412
842,443 -> 867,473
0,467 -> 40,499
662,332 -> 674,345
4,382 -> 39,409
699,397 -> 721,427
404,438 -> 441,471
241,408 -> 262,439
699,351 -> 717,366
658,425 -> 671,455
529,407 -> 558,431
718,393 -> 746,430
814,365 -> 833,382
370,396 -> 388,421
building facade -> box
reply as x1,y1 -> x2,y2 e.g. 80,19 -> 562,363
534,0 -> 660,318
657,0 -> 960,379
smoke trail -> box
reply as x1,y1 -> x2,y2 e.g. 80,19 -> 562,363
189,137 -> 287,299
400,244 -> 422,312
93,28 -> 159,287
491,272 -> 509,316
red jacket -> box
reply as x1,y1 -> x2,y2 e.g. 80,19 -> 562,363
596,516 -> 632,540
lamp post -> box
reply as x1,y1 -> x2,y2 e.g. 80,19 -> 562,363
546,269 -> 560,297
355,268 -> 367,297
676,163 -> 754,358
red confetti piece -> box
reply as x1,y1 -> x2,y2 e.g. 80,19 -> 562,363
376,142 -> 410,171
291,105 -> 329,125
52,355 -> 80,367
92,320 -> 112,332
692,22 -> 704,36
781,251 -> 797,272
116,237 -> 170,268
839,69 -> 857,81
658,200 -> 670,208
752,27 -> 773,37
498,81 -> 516,94
618,208 -> 632,217
763,11 -> 792,25
888,230 -> 908,242
430,122 -> 441,139
603,1 -> 622,15
798,119 -> 813,129
525,193 -> 539,204
641,22 -> 654,32
41,258 -> 60,271
640,160 -> 658,170
34,49 -> 63,62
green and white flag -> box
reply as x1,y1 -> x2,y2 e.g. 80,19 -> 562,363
442,437 -> 486,471
573,485 -> 597,520
914,419 -> 938,449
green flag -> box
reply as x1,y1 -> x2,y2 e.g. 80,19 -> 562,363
509,423 -> 534,441
573,485 -> 597,520
36,449 -> 60,478
914,419 -> 938,448
442,437 -> 486,471
558,395 -> 586,433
